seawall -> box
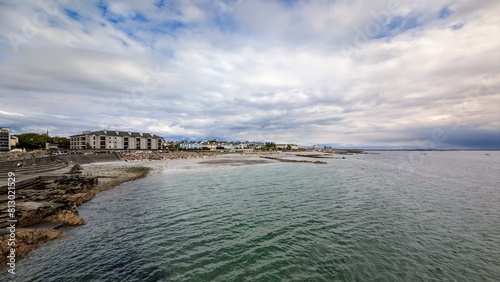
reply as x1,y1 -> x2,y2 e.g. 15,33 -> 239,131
58,152 -> 122,164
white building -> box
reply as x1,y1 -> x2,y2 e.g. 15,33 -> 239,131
70,129 -> 164,150
179,141 -> 203,150
276,144 -> 301,151
10,135 -> 18,149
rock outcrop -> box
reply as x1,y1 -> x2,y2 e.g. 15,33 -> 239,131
0,166 -> 152,268
1,229 -> 67,265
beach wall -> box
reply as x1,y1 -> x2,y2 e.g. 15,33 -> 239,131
0,155 -> 60,170
0,153 -> 122,173
58,153 -> 122,164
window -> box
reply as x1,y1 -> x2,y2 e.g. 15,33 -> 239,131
136,138 -> 141,149
124,137 -> 129,147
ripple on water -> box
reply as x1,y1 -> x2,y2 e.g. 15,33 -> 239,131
5,152 -> 500,281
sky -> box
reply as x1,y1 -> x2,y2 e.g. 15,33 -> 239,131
0,0 -> 499,149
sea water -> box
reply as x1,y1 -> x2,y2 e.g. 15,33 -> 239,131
4,151 -> 500,281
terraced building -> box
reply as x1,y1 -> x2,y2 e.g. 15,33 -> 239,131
70,129 -> 165,151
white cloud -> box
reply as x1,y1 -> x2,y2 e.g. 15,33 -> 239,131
0,0 -> 499,148
0,110 -> 24,116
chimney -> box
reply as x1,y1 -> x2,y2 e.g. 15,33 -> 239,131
128,131 -> 132,136
103,129 -> 107,134
115,130 -> 119,135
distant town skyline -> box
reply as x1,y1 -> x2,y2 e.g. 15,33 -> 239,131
1,0 -> 499,149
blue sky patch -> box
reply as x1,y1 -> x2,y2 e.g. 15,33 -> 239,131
64,8 -> 80,21
107,15 -> 126,24
131,12 -> 149,23
439,6 -> 452,19
277,0 -> 301,7
96,0 -> 108,17
368,15 -> 421,39
152,21 -> 187,35
387,16 -> 420,33
155,0 -> 165,9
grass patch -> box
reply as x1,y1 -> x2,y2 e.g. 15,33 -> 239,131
122,166 -> 152,176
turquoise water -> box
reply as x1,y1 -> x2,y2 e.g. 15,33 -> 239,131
5,151 -> 500,281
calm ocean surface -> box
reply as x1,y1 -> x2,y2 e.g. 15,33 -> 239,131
5,151 -> 500,281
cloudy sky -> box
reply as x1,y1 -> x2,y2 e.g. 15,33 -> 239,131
1,0 -> 499,148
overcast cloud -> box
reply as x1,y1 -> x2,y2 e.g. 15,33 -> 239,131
0,0 -> 499,148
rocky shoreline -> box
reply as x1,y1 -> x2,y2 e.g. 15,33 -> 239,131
0,165 -> 152,266
260,156 -> 327,164
122,151 -> 222,162
1,151 -> 334,267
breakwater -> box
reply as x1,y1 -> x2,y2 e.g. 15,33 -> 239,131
122,151 -> 222,161
260,156 -> 327,164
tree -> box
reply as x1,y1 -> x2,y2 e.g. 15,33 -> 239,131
261,142 -> 277,150
265,142 -> 276,148
166,141 -> 180,151
18,133 -> 47,149
53,136 -> 70,149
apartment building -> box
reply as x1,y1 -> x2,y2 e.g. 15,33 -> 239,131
70,129 -> 164,150
0,127 -> 10,152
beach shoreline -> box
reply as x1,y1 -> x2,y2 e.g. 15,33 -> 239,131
0,153 -> 261,266
0,164 -> 152,267
1,152 -> 332,267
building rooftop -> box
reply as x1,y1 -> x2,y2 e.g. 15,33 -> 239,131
71,130 -> 162,139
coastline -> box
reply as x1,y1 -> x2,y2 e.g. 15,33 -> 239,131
0,153 -> 257,266
0,164 -> 152,266
1,151 -> 332,267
